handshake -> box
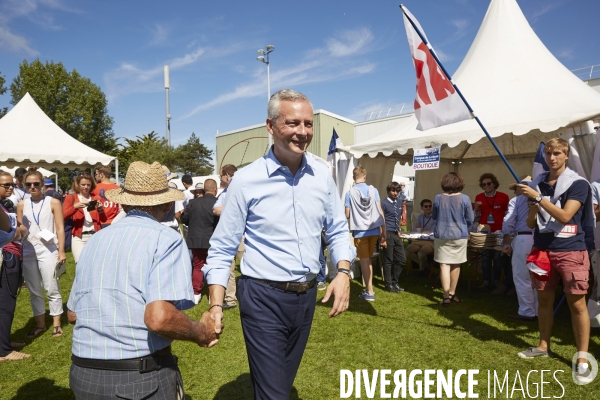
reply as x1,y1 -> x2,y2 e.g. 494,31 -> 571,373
196,310 -> 224,348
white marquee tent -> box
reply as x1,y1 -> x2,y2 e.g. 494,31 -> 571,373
0,93 -> 117,176
341,0 -> 600,207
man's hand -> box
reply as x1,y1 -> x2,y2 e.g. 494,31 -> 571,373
516,184 -> 539,201
58,251 -> 67,264
321,267 -> 351,318
198,311 -> 221,348
502,244 -> 512,256
380,235 -> 387,248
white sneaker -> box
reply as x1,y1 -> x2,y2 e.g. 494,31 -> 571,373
194,294 -> 202,304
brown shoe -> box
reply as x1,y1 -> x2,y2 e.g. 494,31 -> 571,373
508,314 -> 537,322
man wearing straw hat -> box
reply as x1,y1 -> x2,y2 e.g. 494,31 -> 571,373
67,161 -> 220,399
204,89 -> 354,399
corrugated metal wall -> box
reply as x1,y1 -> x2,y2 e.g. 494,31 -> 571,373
215,111 -> 354,171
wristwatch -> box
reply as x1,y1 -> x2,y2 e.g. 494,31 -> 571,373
337,268 -> 354,280
534,194 -> 542,203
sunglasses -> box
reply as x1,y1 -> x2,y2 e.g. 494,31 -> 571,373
480,182 -> 494,187
25,182 -> 42,188
0,183 -> 16,189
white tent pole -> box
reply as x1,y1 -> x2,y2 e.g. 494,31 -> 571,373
115,158 -> 120,186
55,173 -> 58,191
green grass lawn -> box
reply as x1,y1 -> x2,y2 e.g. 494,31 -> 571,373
1,253 -> 598,399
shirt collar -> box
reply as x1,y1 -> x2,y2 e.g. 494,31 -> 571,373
386,197 -> 396,204
265,146 -> 314,177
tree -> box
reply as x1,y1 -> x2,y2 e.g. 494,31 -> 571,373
116,131 -> 177,172
0,71 -> 7,118
9,59 -> 117,154
174,133 -> 214,176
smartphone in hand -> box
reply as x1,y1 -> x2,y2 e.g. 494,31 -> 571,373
86,200 -> 98,211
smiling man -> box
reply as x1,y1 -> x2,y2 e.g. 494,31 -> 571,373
204,89 -> 354,399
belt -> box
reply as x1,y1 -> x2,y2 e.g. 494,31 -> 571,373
517,231 -> 533,235
71,346 -> 177,373
251,277 -> 316,293
81,231 -> 95,235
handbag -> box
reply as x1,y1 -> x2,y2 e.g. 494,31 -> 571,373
54,261 -> 66,279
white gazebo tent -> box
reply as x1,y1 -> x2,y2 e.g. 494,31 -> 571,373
0,93 -> 117,180
342,0 -> 600,207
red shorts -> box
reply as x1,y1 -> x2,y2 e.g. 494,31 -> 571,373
531,250 -> 590,295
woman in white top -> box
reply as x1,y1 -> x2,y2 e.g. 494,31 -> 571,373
62,173 -> 105,263
16,170 -> 66,338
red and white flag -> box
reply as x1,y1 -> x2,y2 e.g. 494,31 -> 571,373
402,6 -> 471,131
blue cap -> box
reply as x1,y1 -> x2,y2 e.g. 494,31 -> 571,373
44,178 -> 54,186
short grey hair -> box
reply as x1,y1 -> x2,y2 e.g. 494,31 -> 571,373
267,89 -> 313,122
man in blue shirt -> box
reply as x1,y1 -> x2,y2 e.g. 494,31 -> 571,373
67,161 -> 219,399
405,198 -> 435,274
502,177 -> 537,321
204,89 -> 354,399
345,166 -> 386,301
379,181 -> 406,292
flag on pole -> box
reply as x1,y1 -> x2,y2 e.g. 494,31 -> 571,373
402,6 -> 471,131
532,142 -> 549,179
327,128 -> 343,161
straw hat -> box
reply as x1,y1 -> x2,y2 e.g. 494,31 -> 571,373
162,165 -> 177,181
508,175 -> 532,190
105,161 -> 185,206
194,182 -> 204,190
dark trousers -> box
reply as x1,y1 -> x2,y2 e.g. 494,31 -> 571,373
191,248 -> 207,295
383,232 -> 406,285
0,252 -> 22,357
481,249 -> 513,288
238,277 -> 317,400
70,363 -> 183,399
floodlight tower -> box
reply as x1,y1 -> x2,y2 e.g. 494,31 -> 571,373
256,45 -> 275,147
164,65 -> 171,146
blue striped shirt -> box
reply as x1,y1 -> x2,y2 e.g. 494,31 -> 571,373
67,211 -> 194,359
204,148 -> 354,286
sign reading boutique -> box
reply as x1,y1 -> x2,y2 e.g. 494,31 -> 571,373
413,147 -> 441,170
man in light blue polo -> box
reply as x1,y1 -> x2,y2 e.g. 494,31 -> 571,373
67,161 -> 219,399
204,89 -> 354,400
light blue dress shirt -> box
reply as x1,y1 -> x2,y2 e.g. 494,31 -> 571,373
67,211 -> 194,359
204,148 -> 354,286
0,211 -> 17,247
501,195 -> 533,237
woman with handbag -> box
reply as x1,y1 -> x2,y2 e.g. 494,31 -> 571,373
0,171 -> 30,361
62,173 -> 106,263
16,169 -> 66,338
432,172 -> 474,305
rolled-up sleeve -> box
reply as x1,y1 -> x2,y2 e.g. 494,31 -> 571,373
204,179 -> 247,288
502,198 -> 518,237
0,212 -> 17,248
324,175 -> 355,266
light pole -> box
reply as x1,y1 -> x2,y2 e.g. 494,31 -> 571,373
164,65 -> 171,146
257,45 -> 274,147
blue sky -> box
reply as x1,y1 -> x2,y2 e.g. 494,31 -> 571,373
1,0 -> 598,160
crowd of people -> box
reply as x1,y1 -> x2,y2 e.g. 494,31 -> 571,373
0,89 -> 598,396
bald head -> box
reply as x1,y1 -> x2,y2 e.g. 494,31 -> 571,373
203,179 -> 217,194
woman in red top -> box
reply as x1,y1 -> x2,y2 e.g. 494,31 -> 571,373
63,173 -> 106,263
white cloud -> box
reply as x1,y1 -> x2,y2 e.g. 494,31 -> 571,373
326,28 -> 374,57
433,48 -> 453,62
0,25 -> 39,56
148,24 -> 169,46
556,48 -> 574,60
530,0 -> 569,22
0,0 -> 76,55
104,45 -> 238,100
182,28 -> 378,119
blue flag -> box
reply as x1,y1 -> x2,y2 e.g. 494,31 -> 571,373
532,142 -> 549,179
328,128 -> 340,156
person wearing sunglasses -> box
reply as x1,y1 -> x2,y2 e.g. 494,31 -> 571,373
16,169 -> 66,339
7,167 -> 30,207
474,173 -> 512,294
405,199 -> 436,275
0,171 -> 30,362
63,173 -> 106,264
